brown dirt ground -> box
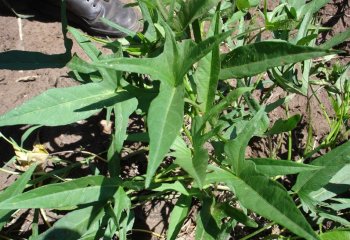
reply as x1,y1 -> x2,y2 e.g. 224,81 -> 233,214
0,1 -> 349,239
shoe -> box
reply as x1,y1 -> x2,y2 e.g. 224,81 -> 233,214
37,0 -> 141,37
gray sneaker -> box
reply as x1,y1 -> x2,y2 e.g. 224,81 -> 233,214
39,0 -> 141,37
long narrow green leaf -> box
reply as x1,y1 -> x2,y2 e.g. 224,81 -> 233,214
191,140 -> 209,188
34,205 -> 105,240
194,12 -> 221,113
195,197 -> 220,240
179,0 -> 219,29
167,195 -> 192,240
218,203 -> 257,228
171,137 -> 199,181
68,27 -> 120,88
320,28 -> 350,49
293,141 -> 350,194
0,164 -> 36,229
219,41 -> 338,80
108,98 -> 138,176
298,0 -> 330,18
146,82 -> 184,186
250,158 -> 323,177
205,164 -> 319,240
112,187 -> 131,240
0,176 -> 121,209
0,83 -> 131,126
309,164 -> 350,202
68,27 -> 101,60
224,109 -> 267,175
138,1 -> 157,42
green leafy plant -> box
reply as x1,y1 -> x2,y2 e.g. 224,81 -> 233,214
0,0 -> 349,239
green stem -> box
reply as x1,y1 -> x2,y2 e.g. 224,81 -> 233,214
106,202 -> 119,228
285,104 -> 292,161
154,175 -> 192,183
183,125 -> 193,144
240,222 -> 275,240
32,209 -> 39,237
60,0 -> 72,56
155,0 -> 169,20
167,0 -> 176,24
192,19 -> 202,43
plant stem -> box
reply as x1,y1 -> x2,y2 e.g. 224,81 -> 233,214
167,0 -> 176,24
192,20 -> 202,43
50,150 -> 107,162
0,168 -> 19,175
183,125 -> 193,144
155,0 -> 168,20
240,222 -> 275,240
285,104 -> 292,161
154,175 -> 191,183
40,208 -> 52,228
132,229 -> 165,239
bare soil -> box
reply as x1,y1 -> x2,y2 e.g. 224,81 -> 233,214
0,1 -> 349,239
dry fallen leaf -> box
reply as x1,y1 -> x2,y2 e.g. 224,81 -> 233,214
14,144 -> 49,171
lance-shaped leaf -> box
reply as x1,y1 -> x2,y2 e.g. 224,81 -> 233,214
108,98 -> 138,176
219,41 -> 339,80
167,195 -> 192,240
320,28 -> 350,49
293,141 -> 350,194
250,158 -> 323,177
171,136 -> 199,181
224,109 -> 268,175
111,187 -> 132,240
35,205 -> 105,240
178,0 -> 219,30
146,82 -> 184,187
68,26 -> 120,88
0,164 -> 36,229
309,164 -> 350,202
194,12 -> 221,113
205,164 -> 319,240
0,176 -> 121,209
0,83 -> 132,126
195,197 -> 221,240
